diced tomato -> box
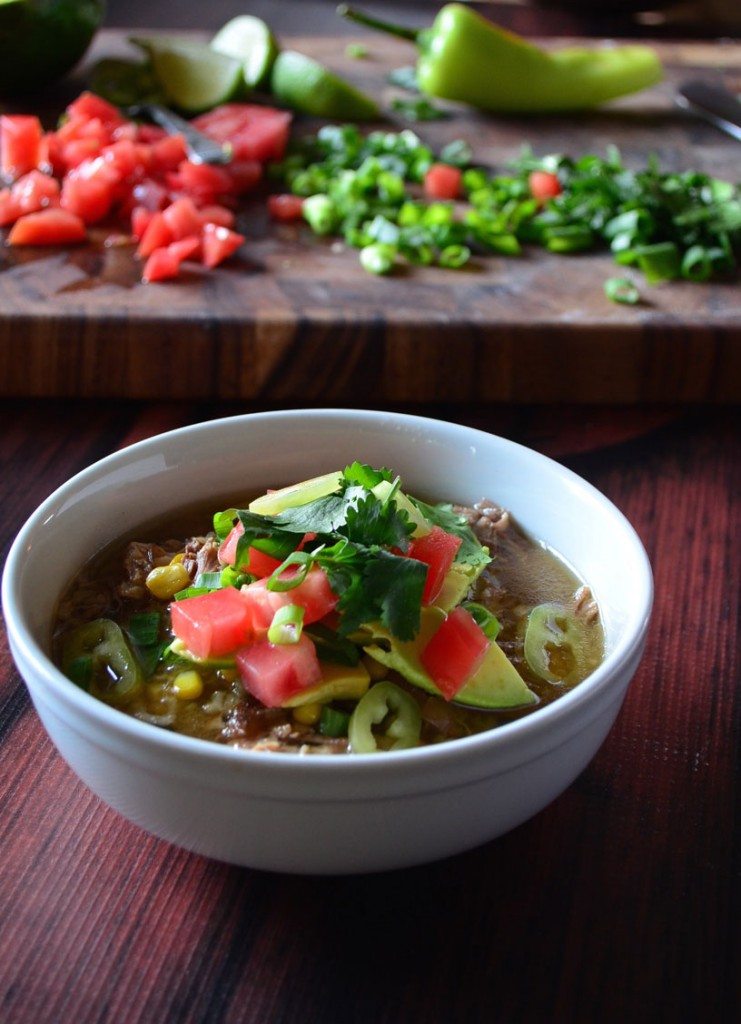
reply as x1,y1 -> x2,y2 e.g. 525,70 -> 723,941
218,522 -> 283,578
0,189 -> 22,226
132,178 -> 169,212
10,170 -> 60,214
131,205 -> 154,241
136,124 -> 167,145
66,92 -> 124,129
151,134 -> 188,173
528,170 -> 562,201
61,175 -> 114,224
141,236 -> 200,282
424,163 -> 462,200
193,105 -> 291,163
174,160 -> 234,204
137,211 -> 173,257
1,115 -> 43,181
111,122 -> 139,144
224,159 -> 262,196
236,634 -> 322,707
102,139 -> 145,180
198,204 -> 235,229
268,193 -> 304,222
7,208 -> 86,246
170,587 -> 253,659
420,608 -> 490,700
241,568 -> 338,631
163,197 -> 204,240
201,223 -> 244,268
60,137 -> 104,171
408,527 -> 462,605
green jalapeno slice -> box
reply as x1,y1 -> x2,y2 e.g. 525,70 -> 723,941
62,619 -> 143,706
524,603 -> 588,684
348,681 -> 422,753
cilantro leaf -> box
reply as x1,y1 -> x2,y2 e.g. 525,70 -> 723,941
362,550 -> 426,641
343,462 -> 393,488
409,498 -> 491,569
340,489 -> 414,551
271,486 -> 367,535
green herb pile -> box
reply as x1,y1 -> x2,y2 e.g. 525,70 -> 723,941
181,463 -> 490,644
271,124 -> 740,297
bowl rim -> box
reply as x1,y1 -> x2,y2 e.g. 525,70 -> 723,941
2,407 -> 653,776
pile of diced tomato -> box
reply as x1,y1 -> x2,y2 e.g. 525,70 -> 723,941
171,520 -> 490,709
0,93 -> 292,282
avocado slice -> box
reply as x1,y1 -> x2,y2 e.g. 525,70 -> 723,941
371,480 -> 432,537
281,661 -> 370,707
248,471 -> 343,516
433,561 -> 482,613
363,607 -> 536,710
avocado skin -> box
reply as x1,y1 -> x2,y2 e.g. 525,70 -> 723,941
0,1 -> 105,97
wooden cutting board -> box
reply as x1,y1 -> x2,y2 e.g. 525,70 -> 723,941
0,31 -> 739,403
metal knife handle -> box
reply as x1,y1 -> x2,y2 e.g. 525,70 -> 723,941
128,103 -> 233,165
676,80 -> 741,143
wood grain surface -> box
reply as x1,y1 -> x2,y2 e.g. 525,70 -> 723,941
0,30 -> 739,403
0,399 -> 738,1024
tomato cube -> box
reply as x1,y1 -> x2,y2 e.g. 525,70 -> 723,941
528,170 -> 562,201
241,568 -> 338,631
170,587 -> 254,659
420,608 -> 490,700
1,115 -> 43,181
236,634 -> 322,707
268,193 -> 305,222
423,163 -> 462,200
408,527 -> 462,604
201,223 -> 245,268
7,209 -> 86,246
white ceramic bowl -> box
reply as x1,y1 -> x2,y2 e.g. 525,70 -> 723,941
2,410 -> 652,874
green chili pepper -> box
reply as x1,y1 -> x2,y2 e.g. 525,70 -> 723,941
338,4 -> 662,113
524,603 -> 589,684
62,619 -> 143,706
348,681 -> 422,752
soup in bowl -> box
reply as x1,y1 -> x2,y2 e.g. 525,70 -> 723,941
2,410 -> 652,873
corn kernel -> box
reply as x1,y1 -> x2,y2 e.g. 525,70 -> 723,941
292,702 -> 322,725
146,563 -> 191,599
169,553 -> 185,564
172,670 -> 203,701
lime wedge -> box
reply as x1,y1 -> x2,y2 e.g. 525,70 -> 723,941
130,36 -> 244,114
210,15 -> 278,90
270,50 -> 378,120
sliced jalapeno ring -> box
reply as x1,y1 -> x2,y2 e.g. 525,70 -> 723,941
348,681 -> 422,753
524,602 -> 587,684
62,619 -> 143,706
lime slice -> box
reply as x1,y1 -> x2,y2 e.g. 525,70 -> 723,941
270,50 -> 378,120
210,15 -> 278,91
131,36 -> 243,115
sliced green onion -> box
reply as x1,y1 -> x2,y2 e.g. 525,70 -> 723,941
604,277 -> 640,305
193,571 -> 222,591
462,602 -> 501,640
440,139 -> 472,168
390,97 -> 446,122
135,640 -> 168,678
544,225 -> 593,253
681,245 -> 712,282
387,65 -> 418,91
174,586 -> 211,600
345,43 -> 368,59
220,566 -> 255,589
213,508 -> 237,541
128,611 -> 160,647
302,194 -> 338,235
267,550 -> 317,592
633,242 -> 680,284
359,242 -> 396,275
267,604 -> 305,645
319,706 -> 351,737
439,244 -> 471,269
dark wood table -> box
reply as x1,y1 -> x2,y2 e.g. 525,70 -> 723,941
0,4 -> 738,1022
0,399 -> 738,1022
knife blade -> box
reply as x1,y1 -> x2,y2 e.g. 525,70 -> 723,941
127,103 -> 233,165
676,80 -> 741,143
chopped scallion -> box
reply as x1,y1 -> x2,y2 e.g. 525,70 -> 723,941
267,604 -> 305,645
319,706 -> 351,738
604,277 -> 640,305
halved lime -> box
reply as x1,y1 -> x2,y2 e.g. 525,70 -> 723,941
130,36 -> 244,115
210,15 -> 278,91
270,50 -> 378,120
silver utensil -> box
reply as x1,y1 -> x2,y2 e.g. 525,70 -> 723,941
676,80 -> 741,143
128,103 -> 233,165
